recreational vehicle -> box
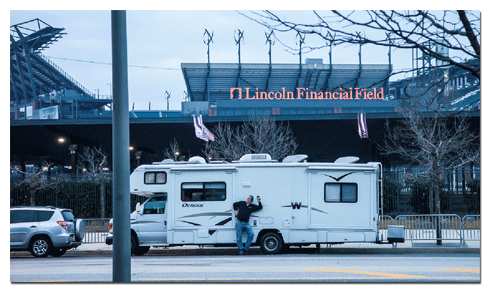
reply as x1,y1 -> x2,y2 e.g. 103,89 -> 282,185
106,154 -> 403,255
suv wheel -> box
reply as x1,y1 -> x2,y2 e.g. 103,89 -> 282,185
29,236 -> 51,257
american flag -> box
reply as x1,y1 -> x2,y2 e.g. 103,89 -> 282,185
357,112 -> 369,139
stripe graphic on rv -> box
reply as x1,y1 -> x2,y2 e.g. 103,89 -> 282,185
178,212 -> 232,219
311,207 -> 328,215
215,217 -> 232,226
324,172 -> 355,182
281,203 -> 308,209
177,220 -> 201,226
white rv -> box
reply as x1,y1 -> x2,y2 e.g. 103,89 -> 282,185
106,154 -> 400,255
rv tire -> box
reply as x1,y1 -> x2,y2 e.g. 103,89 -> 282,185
131,233 -> 150,256
260,232 -> 283,254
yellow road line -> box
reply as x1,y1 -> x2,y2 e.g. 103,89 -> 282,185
433,268 -> 480,274
302,267 -> 429,279
16,276 -> 480,283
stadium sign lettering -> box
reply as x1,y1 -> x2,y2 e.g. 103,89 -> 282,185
230,87 -> 385,101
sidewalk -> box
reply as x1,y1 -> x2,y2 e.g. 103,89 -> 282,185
10,240 -> 480,257
66,239 -> 482,256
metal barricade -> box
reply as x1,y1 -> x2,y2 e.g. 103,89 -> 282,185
462,215 -> 480,244
378,215 -> 395,241
394,214 -> 462,246
82,218 -> 111,243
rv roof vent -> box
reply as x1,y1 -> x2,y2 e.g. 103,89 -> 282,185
237,153 -> 274,163
335,156 -> 360,164
188,156 -> 207,164
282,154 -> 308,163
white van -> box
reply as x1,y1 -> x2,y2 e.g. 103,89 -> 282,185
106,154 -> 402,255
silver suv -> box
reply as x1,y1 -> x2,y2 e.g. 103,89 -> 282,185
10,206 -> 85,257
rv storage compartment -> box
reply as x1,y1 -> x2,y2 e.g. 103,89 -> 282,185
387,225 -> 405,243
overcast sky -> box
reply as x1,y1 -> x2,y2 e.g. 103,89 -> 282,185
10,6 -> 479,111
10,9 -> 418,110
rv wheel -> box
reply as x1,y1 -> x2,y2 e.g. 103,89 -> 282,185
260,232 -> 283,254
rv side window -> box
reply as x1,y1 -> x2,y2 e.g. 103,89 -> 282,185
144,172 -> 167,184
324,183 -> 357,203
181,182 -> 226,202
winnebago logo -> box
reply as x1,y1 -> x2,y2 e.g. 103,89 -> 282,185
182,203 -> 204,207
324,172 -> 355,182
282,202 -> 307,210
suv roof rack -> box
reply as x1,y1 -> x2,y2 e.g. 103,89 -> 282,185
11,206 -> 57,209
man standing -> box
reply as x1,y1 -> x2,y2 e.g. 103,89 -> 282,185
233,195 -> 262,254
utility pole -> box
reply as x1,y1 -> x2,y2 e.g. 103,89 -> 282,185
111,10 -> 131,283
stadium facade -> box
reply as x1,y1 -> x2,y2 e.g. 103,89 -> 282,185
10,19 -> 480,173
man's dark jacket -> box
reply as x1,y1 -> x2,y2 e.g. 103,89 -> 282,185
233,201 -> 262,222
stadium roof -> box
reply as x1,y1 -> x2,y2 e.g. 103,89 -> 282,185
182,62 -> 392,102
10,19 -> 94,102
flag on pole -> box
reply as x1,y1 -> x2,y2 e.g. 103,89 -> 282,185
193,114 -> 215,142
193,114 -> 208,141
357,112 -> 369,139
198,115 -> 215,142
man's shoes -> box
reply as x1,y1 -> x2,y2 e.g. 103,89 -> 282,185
239,251 -> 244,255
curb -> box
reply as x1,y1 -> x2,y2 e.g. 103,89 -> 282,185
10,247 -> 480,258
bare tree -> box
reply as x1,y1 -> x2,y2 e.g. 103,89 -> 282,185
163,138 -> 180,160
77,146 -> 108,178
77,146 -> 109,218
11,162 -> 54,206
240,10 -> 480,80
204,115 -> 297,161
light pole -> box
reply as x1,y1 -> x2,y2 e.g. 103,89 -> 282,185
111,10 -> 131,283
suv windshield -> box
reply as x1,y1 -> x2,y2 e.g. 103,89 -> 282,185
61,210 -> 75,222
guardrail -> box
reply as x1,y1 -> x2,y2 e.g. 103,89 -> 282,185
378,215 -> 395,241
83,218 -> 110,243
390,214 -> 480,247
80,215 -> 481,246
462,215 -> 480,243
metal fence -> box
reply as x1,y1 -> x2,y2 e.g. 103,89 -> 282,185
395,214 -> 462,243
83,218 -> 111,243
377,215 -> 395,242
462,215 -> 481,243
80,214 -> 480,245
375,214 -> 480,247
383,167 -> 480,216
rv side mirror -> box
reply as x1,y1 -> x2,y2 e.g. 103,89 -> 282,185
135,202 -> 142,213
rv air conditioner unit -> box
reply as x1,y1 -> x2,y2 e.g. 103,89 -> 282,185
237,154 -> 275,163
335,156 -> 360,164
282,154 -> 308,163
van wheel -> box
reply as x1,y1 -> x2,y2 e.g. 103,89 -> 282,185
130,234 -> 138,255
29,236 -> 51,257
131,234 -> 149,256
260,232 -> 283,254
134,246 -> 150,256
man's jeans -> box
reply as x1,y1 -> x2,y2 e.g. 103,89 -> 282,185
236,221 -> 254,252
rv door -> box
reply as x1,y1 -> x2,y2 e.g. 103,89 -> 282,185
135,194 -> 167,245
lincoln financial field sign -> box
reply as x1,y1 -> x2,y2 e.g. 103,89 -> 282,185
230,87 -> 386,101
